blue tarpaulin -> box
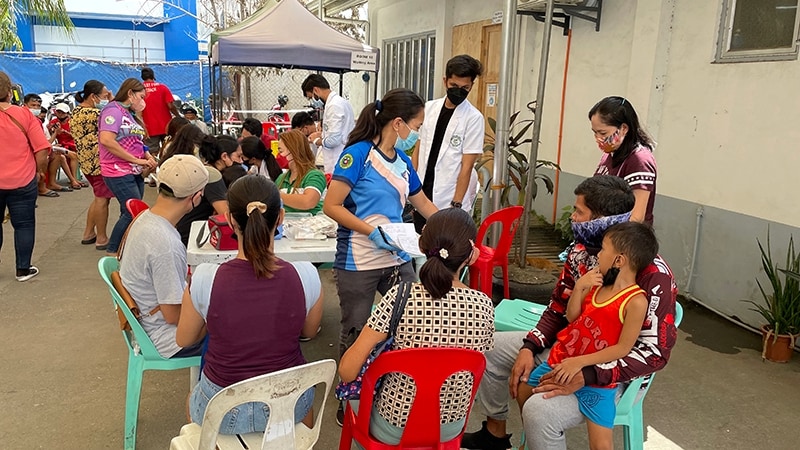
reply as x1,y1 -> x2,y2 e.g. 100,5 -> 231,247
0,52 -> 211,120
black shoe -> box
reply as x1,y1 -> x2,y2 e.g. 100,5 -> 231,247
460,421 -> 512,450
336,402 -> 345,427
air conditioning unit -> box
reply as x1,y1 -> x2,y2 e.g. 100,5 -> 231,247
517,0 -> 599,13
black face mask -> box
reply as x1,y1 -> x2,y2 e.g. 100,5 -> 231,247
602,267 -> 620,286
446,87 -> 469,106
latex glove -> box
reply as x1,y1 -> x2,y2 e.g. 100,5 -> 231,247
368,226 -> 403,253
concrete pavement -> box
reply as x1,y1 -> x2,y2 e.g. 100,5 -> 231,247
1,185 -> 798,449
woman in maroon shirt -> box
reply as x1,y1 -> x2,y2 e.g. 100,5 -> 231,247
589,96 -> 657,225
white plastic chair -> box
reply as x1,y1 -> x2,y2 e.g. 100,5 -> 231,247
169,359 -> 337,450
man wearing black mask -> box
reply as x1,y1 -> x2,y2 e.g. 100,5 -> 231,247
411,54 -> 484,233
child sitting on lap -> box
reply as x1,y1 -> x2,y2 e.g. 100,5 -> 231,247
516,221 -> 659,450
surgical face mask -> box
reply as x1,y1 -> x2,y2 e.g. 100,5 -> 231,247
310,95 -> 324,109
446,87 -> 469,106
29,108 -> 40,116
394,121 -> 419,152
96,99 -> 109,109
131,98 -> 146,113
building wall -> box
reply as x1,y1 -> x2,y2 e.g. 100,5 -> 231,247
17,0 -> 198,62
32,25 -> 166,62
372,0 -> 800,329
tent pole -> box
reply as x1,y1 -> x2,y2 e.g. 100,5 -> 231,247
319,0 -> 324,19
339,73 -> 343,96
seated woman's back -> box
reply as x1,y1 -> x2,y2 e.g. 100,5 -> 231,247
191,258 -> 320,386
368,282 -> 494,426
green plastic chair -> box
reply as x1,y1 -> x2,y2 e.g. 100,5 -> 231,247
98,256 -> 201,450
494,298 -> 547,332
496,298 -> 684,450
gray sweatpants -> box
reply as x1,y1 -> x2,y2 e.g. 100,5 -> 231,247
475,331 -> 584,450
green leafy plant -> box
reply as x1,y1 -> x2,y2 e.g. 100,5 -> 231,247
476,101 -> 560,208
746,232 -> 800,338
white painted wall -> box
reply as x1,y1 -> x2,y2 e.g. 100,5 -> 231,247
34,25 -> 166,62
64,0 -> 163,16
371,0 -> 800,328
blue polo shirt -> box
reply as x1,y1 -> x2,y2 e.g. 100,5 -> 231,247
331,140 -> 422,271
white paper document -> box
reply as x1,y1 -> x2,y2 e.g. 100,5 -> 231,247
379,223 -> 423,257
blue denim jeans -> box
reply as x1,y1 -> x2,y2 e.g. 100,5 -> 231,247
0,176 -> 38,271
103,174 -> 144,253
190,372 -> 315,435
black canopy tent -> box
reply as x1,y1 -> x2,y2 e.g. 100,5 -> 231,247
208,0 -> 379,127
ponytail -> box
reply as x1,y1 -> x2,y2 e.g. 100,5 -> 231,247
418,256 -> 455,299
346,101 -> 381,147
241,201 -> 279,278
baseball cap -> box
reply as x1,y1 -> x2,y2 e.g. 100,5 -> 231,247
181,105 -> 197,114
54,103 -> 70,113
157,155 -> 209,198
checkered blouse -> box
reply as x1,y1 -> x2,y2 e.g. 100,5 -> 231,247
366,283 -> 495,427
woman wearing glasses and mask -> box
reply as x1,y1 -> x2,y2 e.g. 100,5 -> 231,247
589,96 -> 657,225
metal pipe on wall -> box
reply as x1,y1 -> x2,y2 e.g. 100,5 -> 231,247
518,0 -> 556,266
490,0 -> 519,222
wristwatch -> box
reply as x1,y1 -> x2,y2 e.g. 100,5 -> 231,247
450,201 -> 462,208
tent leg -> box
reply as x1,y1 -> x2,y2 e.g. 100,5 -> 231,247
339,73 -> 343,96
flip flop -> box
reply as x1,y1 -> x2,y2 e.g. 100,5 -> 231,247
96,244 -> 109,251
70,184 -> 83,190
81,236 -> 97,245
79,181 -> 90,188
49,186 -> 73,192
38,190 -> 59,197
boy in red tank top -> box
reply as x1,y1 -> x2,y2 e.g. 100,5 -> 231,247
517,221 -> 659,450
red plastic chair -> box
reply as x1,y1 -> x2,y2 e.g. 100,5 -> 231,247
339,348 -> 486,450
125,199 -> 149,218
261,121 -> 279,139
469,206 -> 524,299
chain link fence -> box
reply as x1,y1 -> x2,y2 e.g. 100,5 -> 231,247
212,66 -> 371,132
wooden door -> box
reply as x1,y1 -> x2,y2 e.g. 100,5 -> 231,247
477,24 -> 502,132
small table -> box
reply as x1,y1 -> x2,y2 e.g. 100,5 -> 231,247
186,221 -> 337,269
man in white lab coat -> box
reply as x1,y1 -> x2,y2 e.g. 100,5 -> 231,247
412,54 -> 485,233
301,74 -> 355,175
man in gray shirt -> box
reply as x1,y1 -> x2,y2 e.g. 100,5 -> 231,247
119,155 -> 209,358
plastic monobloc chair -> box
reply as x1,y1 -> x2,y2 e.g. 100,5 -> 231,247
169,359 -> 337,450
518,302 -> 684,450
494,298 -> 547,332
339,348 -> 486,450
97,257 -> 201,450
469,206 -> 524,298
125,198 -> 149,218
612,302 -> 683,450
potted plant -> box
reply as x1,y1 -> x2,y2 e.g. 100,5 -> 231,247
746,232 -> 800,362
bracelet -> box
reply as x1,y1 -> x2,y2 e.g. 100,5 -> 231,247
450,201 -> 462,208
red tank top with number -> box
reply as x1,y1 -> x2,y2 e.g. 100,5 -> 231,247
548,284 -> 645,368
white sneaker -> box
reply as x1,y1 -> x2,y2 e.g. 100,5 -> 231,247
15,266 -> 39,282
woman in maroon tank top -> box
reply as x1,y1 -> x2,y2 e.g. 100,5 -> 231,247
176,175 -> 324,435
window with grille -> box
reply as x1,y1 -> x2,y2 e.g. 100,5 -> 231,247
382,32 -> 436,100
716,0 -> 800,62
